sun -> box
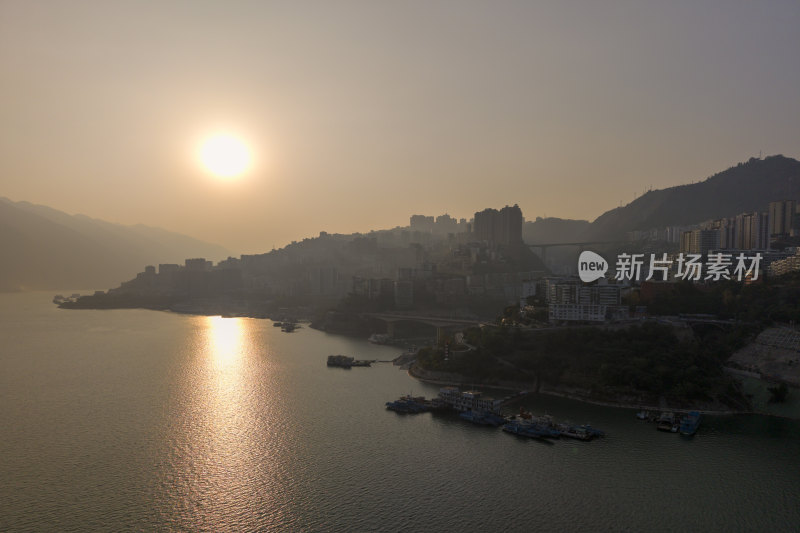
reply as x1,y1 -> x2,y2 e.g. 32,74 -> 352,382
198,133 -> 252,179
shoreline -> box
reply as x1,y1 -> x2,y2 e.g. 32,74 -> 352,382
407,363 -> 794,418
55,299 -> 800,420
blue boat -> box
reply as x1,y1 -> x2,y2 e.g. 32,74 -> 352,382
527,415 -> 562,438
680,411 -> 701,436
581,424 -> 606,438
502,420 -> 535,437
533,423 -> 561,439
502,419 -> 554,439
460,410 -> 506,426
385,395 -> 429,414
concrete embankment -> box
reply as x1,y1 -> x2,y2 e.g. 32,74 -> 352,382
408,363 -> 537,392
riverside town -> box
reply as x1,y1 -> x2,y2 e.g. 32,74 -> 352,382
3,2 -> 800,528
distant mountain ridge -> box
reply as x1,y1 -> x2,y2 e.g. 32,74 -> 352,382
0,198 -> 229,291
583,155 -> 800,240
5,155 -> 798,291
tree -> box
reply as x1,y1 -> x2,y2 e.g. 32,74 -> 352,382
768,383 -> 789,403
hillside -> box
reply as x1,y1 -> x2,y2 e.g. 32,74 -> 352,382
522,217 -> 590,244
0,198 -> 229,291
584,155 -> 800,240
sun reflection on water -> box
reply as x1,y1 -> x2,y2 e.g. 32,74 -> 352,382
207,315 -> 244,370
157,315 -> 298,530
160,316 -> 270,528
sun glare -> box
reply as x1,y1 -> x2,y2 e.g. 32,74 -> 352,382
207,315 -> 244,368
198,133 -> 252,179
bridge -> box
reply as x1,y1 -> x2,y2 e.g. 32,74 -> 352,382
676,316 -> 757,331
527,241 -> 627,263
365,313 -> 483,343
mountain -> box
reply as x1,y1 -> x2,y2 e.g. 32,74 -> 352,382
0,198 -> 229,291
523,217 -> 591,244
583,155 -> 800,240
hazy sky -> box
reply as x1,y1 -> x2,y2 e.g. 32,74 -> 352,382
2,1 -> 799,254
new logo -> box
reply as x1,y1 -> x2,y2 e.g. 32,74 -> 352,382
578,251 -> 608,282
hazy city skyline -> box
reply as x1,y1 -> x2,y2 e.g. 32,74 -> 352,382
2,1 -> 799,253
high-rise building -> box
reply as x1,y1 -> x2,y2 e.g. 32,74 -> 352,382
158,263 -> 180,275
393,280 -> 414,309
185,258 -> 211,271
702,211 -> 771,251
409,215 -> 435,232
720,219 -> 735,249
434,214 -> 458,234
679,229 -> 719,255
680,231 -> 692,255
734,212 -> 769,250
759,211 -> 771,249
310,266 -> 339,296
768,200 -> 797,238
473,205 -> 523,246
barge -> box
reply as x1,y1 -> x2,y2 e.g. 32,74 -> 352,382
327,355 -> 373,368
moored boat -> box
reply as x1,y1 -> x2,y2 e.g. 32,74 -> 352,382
327,354 -> 372,368
386,395 -> 429,414
502,419 -> 544,438
656,412 -> 675,432
580,424 -> 605,438
502,418 -> 559,439
327,354 -> 354,368
460,410 -> 506,426
680,411 -> 701,436
556,423 -> 592,441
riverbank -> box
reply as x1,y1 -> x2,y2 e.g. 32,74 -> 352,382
55,296 -> 799,419
407,363 -> 779,417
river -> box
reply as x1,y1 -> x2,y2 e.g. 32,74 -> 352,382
1,292 -> 798,531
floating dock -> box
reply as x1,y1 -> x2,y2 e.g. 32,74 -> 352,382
327,355 -> 373,368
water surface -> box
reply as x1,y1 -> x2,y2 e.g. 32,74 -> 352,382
1,292 -> 798,531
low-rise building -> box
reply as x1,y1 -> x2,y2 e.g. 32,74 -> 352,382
768,249 -> 800,277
